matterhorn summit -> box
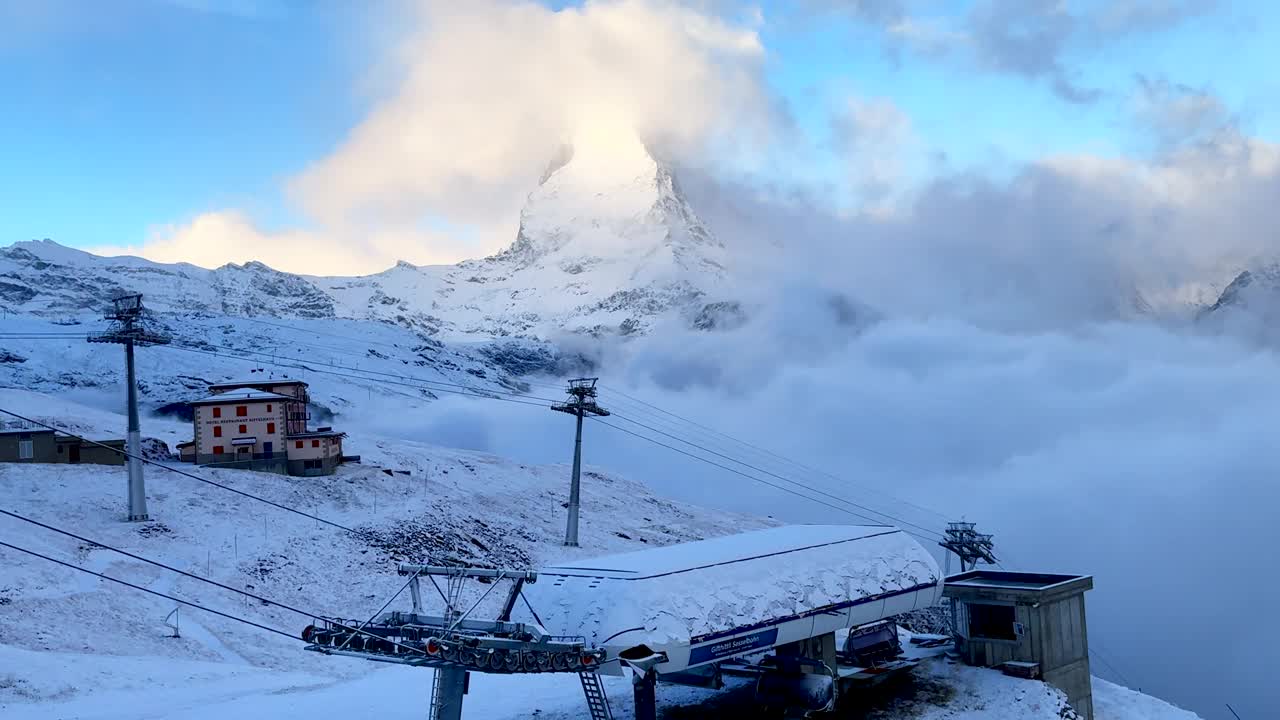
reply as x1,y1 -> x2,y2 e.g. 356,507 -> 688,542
442,128 -> 732,337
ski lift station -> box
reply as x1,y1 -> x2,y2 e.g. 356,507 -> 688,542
304,524 -> 944,719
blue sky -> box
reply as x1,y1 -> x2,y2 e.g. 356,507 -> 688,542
0,0 -> 1275,260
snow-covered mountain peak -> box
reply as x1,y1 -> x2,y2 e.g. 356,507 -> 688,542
2,132 -> 736,339
495,129 -> 723,274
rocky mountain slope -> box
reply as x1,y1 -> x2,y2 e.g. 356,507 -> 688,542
1195,262 -> 1280,343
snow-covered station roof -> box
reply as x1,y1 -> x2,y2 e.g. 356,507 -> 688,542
188,388 -> 295,405
524,525 -> 942,672
208,378 -> 308,389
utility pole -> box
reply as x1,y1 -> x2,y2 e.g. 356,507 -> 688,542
551,378 -> 610,547
939,522 -> 997,573
88,294 -> 171,522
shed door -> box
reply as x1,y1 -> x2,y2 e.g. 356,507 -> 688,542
69,444 -> 80,463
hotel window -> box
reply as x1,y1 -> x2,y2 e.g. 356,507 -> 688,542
239,424 -> 248,434
212,407 -> 221,418
213,426 -> 222,438
295,440 -> 303,449
267,423 -> 276,434
213,446 -> 224,455
236,406 -> 248,417
312,440 -> 320,448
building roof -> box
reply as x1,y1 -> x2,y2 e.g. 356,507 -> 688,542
188,388 -> 295,406
943,570 -> 1093,600
289,429 -> 346,439
0,427 -> 54,436
525,525 -> 943,664
208,378 -> 308,389
54,435 -> 124,445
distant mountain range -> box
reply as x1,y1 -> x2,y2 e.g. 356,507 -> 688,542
2,133 -> 1275,368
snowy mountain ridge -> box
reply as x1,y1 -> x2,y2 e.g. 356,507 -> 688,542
1,135 -> 732,341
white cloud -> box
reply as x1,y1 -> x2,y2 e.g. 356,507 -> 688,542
109,0 -> 778,275
831,95 -> 919,207
89,210 -> 508,276
290,0 -> 775,229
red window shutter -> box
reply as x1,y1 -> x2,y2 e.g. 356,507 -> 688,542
213,426 -> 222,438
267,404 -> 272,412
312,440 -> 320,448
236,406 -> 247,417
239,424 -> 247,434
295,440 -> 303,449
267,422 -> 275,434
212,407 -> 221,418
213,446 -> 224,455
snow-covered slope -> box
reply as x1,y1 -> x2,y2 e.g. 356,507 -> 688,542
0,390 -> 1200,719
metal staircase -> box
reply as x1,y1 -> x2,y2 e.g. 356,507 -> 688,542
579,672 -> 614,720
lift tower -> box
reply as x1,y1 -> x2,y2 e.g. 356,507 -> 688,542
939,522 -> 997,573
551,378 -> 610,547
88,293 -> 171,521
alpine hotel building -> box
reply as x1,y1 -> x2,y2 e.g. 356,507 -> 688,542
185,379 -> 345,476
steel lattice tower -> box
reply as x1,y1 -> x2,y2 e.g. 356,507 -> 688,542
87,294 -> 170,521
551,378 -> 610,547
939,521 -> 997,573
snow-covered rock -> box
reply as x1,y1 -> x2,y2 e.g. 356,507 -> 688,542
1197,263 -> 1280,344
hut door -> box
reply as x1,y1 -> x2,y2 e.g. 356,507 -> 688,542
69,444 -> 81,463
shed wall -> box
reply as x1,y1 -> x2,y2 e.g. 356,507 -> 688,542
952,589 -> 1093,720
0,432 -> 57,462
60,441 -> 126,465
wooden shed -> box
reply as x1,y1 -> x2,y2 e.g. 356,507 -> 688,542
944,570 -> 1094,719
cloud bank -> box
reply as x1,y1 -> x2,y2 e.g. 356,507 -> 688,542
94,0 -> 778,275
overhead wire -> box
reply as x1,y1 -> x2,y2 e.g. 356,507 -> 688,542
601,411 -> 945,540
180,313 -> 568,388
10,326 -> 947,542
593,417 -> 942,543
0,538 -> 299,642
0,507 -> 429,656
601,383 -> 953,523
161,342 -> 560,407
0,408 -> 368,537
151,335 -> 948,539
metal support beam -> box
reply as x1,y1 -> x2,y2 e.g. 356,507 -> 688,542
397,564 -> 538,582
565,411 -> 584,547
632,669 -> 657,720
87,293 -> 168,523
551,378 -> 609,548
124,340 -> 147,521
431,667 -> 468,720
497,577 -> 525,622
